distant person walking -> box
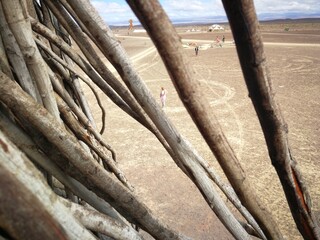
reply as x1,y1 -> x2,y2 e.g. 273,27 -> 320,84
160,87 -> 167,108
216,36 -> 222,47
195,46 -> 199,56
128,19 -> 134,35
222,35 -> 225,43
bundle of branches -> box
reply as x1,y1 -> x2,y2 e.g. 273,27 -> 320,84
0,0 -> 319,239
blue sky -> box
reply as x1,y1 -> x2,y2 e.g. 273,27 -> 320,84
91,0 -> 320,26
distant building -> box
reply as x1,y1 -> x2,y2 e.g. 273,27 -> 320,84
208,24 -> 224,31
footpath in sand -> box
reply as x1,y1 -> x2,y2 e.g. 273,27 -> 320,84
85,28 -> 320,239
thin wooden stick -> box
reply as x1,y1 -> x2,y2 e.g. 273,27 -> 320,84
64,0 -> 254,239
34,37 -> 106,134
0,130 -> 96,240
0,3 -> 40,101
126,1 -> 281,239
48,70 -> 117,161
0,107 -> 130,227
61,199 -> 142,240
2,0 -> 59,119
56,95 -> 133,190
30,18 -> 146,128
0,33 -> 13,80
222,0 -> 320,239
42,0 -> 154,131
0,71 -> 190,240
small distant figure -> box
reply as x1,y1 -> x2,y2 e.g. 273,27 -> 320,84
222,35 -> 225,43
216,36 -> 222,47
195,46 -> 199,56
160,87 -> 167,108
128,19 -> 134,35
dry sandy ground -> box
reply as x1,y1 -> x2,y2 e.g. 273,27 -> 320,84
85,22 -> 320,239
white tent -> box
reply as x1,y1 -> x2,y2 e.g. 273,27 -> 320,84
208,24 -> 224,31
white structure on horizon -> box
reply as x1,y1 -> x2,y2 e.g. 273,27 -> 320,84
208,24 -> 224,31
133,29 -> 147,33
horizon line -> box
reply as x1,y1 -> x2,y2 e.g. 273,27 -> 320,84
107,16 -> 320,27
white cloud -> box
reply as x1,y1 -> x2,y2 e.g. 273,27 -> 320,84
255,0 -> 320,14
161,0 -> 225,19
91,0 -> 137,25
91,0 -> 320,25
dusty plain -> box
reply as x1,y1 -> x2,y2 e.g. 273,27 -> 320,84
86,20 -> 320,239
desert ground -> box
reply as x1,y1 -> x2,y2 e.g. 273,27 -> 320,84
85,20 -> 320,239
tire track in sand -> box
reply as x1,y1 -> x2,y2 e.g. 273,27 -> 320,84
195,67 -> 245,158
121,36 -> 244,158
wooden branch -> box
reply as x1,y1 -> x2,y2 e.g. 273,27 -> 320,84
0,161 -> 67,240
56,95 -> 134,190
221,0 -> 320,239
61,199 -> 142,240
42,0 -> 154,131
30,17 -> 180,174
24,0 -> 37,19
57,0 -> 94,41
34,37 -> 106,134
48,70 -> 117,161
0,71 -> 190,240
38,0 -> 63,57
30,18 -> 145,128
0,107 -> 128,226
2,0 -> 60,119
125,1 -> 280,239
0,33 -> 13,80
197,158 -> 266,239
0,130 -> 96,240
64,0 -> 254,239
0,3 -> 40,101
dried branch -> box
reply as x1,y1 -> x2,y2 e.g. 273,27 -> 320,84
0,33 -> 13,80
126,1 -> 280,239
0,130 -> 96,240
56,95 -> 133,190
0,71 -> 189,240
0,107 -> 127,226
221,0 -> 320,239
34,37 -> 106,134
42,0 -> 153,129
49,69 -> 116,161
30,18 -> 145,127
197,158 -> 266,239
2,0 -> 59,119
0,3 -> 40,100
64,0 -> 254,239
61,199 -> 142,240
